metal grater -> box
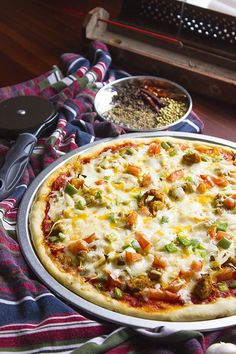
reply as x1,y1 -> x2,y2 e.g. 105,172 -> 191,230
118,0 -> 236,59
83,1 -> 236,103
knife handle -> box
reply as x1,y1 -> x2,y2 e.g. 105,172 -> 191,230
0,133 -> 37,201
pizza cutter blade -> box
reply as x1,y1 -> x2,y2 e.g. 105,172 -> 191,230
0,96 -> 57,201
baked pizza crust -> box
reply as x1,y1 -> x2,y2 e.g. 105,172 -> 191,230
29,136 -> 236,322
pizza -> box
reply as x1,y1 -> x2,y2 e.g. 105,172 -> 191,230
29,136 -> 236,321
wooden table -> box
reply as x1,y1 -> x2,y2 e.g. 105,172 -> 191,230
0,0 -> 235,140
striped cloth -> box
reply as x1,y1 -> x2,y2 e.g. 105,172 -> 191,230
0,40 -> 235,353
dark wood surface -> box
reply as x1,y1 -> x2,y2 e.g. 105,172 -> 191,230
0,0 -> 235,141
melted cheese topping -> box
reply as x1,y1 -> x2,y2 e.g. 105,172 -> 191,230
45,138 -> 236,304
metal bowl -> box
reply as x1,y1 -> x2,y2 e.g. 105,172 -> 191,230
94,76 -> 192,132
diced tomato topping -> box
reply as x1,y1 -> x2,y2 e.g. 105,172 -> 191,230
148,142 -> 161,156
52,176 -> 67,191
108,276 -> 125,290
211,176 -> 228,187
141,174 -> 153,187
221,151 -> 233,160
84,233 -> 97,243
144,288 -> 180,303
95,180 -> 107,185
135,231 -> 152,250
208,226 -> 230,241
70,178 -> 84,189
223,197 -> 235,209
165,279 -> 185,292
127,164 -> 142,176
125,251 -> 142,264
191,260 -> 203,272
207,225 -> 217,238
195,147 -> 216,155
152,256 -> 168,270
179,269 -> 194,279
126,211 -> 138,229
68,239 -> 88,253
201,175 -> 228,188
197,182 -> 207,194
217,268 -> 236,281
215,230 -> 230,241
180,144 -> 188,151
167,169 -> 184,182
200,175 -> 214,188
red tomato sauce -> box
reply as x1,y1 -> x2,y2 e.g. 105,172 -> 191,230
52,175 -> 67,190
192,287 -> 236,304
42,202 -> 53,235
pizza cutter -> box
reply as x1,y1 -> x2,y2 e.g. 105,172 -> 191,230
0,96 -> 57,201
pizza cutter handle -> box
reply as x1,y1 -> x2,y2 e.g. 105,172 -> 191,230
0,133 -> 37,201
134,327 -> 179,338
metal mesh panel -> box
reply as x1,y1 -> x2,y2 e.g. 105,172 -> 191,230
118,0 -> 236,56
139,0 -> 182,31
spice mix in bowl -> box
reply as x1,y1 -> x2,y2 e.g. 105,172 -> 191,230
94,76 -> 192,131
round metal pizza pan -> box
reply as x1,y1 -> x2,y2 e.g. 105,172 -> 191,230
17,131 -> 236,335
